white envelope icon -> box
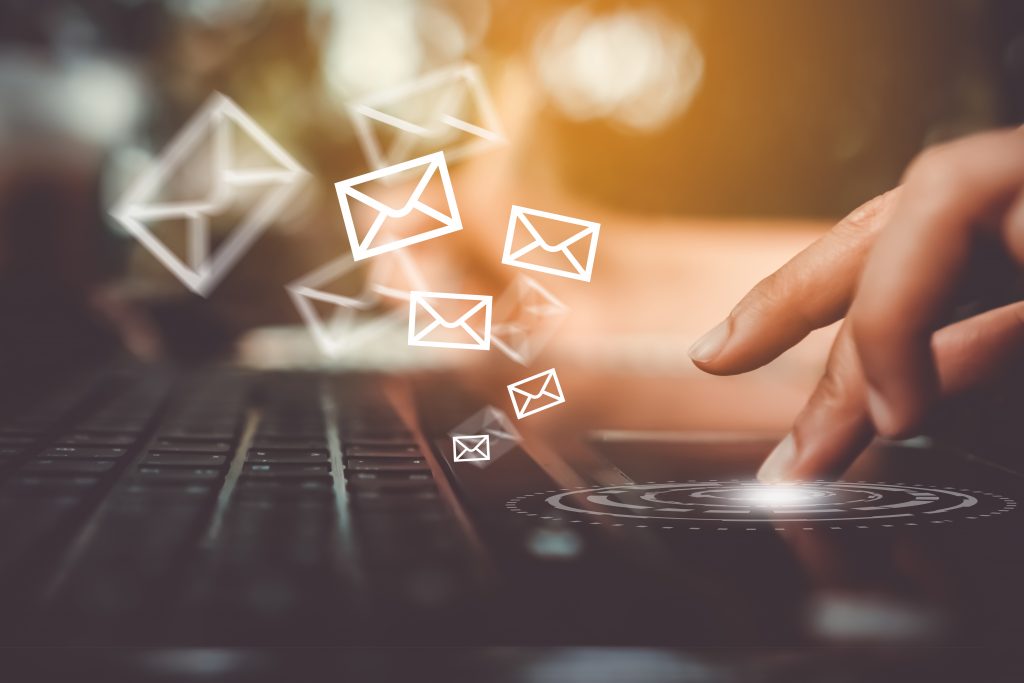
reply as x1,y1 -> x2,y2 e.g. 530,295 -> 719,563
287,251 -> 425,358
452,434 -> 490,462
507,368 -> 566,419
349,62 -> 505,170
501,206 -> 601,282
492,275 -> 569,365
336,151 -> 462,261
110,92 -> 308,296
449,406 -> 521,466
408,291 -> 492,350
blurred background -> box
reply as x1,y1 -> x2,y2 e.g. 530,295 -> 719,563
1,0 -> 1022,393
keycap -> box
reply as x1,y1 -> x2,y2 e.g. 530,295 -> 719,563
135,466 -> 224,482
56,433 -> 137,447
5,475 -> 101,495
249,439 -> 328,451
246,449 -> 329,464
143,452 -> 228,467
243,462 -> 331,477
157,429 -> 237,441
234,476 -> 335,500
347,470 -> 433,482
0,435 -> 37,446
39,446 -> 128,460
344,457 -> 429,472
23,459 -> 117,475
78,422 -> 148,434
346,478 -> 437,493
344,445 -> 421,458
341,436 -> 416,448
151,439 -> 233,453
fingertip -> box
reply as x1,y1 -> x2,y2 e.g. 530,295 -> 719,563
687,318 -> 732,364
756,433 -> 798,483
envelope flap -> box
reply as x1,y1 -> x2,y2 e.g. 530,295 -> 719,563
514,209 -> 598,252
219,96 -> 307,177
286,256 -> 378,310
415,295 -> 490,329
114,93 -> 305,217
510,371 -> 554,400
456,435 -> 489,450
351,67 -> 470,139
340,156 -> 439,218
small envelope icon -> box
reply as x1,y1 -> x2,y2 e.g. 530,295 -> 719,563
449,406 -> 521,465
492,275 -> 568,365
501,206 -> 601,282
110,92 -> 308,296
287,251 -> 425,357
349,62 -> 505,170
336,151 -> 462,261
452,434 -> 490,462
408,291 -> 492,350
507,368 -> 565,419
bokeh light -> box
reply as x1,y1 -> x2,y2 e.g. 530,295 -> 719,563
532,6 -> 704,132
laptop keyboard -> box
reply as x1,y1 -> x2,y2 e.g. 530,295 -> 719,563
0,364 -> 474,644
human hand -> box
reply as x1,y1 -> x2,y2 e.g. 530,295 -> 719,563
688,128 -> 1024,482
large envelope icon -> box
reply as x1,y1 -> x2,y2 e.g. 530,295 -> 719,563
349,61 -> 505,170
287,251 -> 426,358
336,151 -> 462,261
408,291 -> 492,350
507,368 -> 566,419
492,275 -> 568,365
109,92 -> 308,296
452,434 -> 490,462
501,206 -> 601,282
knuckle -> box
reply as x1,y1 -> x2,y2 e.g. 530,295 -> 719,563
814,369 -> 854,410
837,189 -> 898,235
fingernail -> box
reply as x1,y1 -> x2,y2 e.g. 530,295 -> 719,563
865,387 -> 897,436
757,433 -> 798,483
688,318 -> 732,363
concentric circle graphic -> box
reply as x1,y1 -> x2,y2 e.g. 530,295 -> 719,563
506,481 -> 1017,530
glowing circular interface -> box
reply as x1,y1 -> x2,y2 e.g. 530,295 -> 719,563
506,481 -> 1016,530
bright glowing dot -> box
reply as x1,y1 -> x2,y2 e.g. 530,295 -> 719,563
739,485 -> 815,507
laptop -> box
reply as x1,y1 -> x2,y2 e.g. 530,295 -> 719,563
1,335 -> 1023,664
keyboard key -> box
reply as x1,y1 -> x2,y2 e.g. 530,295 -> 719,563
243,462 -> 331,477
249,439 -> 328,451
23,459 -> 117,475
344,457 -> 430,472
135,466 -> 224,481
151,439 -> 234,453
0,435 -> 37,446
347,470 -> 433,482
344,445 -> 422,458
143,452 -> 228,467
346,478 -> 437,493
56,433 -> 137,447
39,446 -> 128,460
5,475 -> 101,496
246,449 -> 329,464
157,429 -> 237,441
341,436 -> 416,448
